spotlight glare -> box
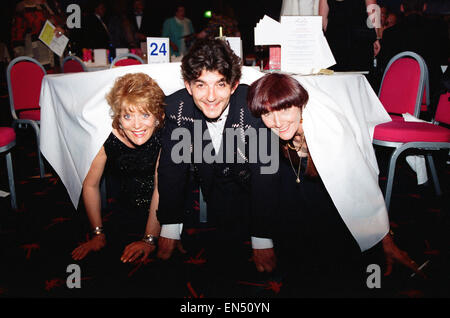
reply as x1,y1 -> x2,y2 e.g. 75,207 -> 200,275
204,10 -> 212,18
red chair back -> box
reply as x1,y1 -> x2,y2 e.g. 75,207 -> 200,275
62,56 -> 86,73
379,58 -> 421,116
435,92 -> 450,125
7,57 -> 46,115
114,58 -> 142,67
110,53 -> 145,68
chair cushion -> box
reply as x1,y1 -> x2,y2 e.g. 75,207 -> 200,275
19,109 -> 40,121
374,121 -> 450,143
0,127 -> 16,147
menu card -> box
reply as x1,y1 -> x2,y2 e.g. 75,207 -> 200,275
254,15 -> 282,45
280,16 -> 335,74
254,15 -> 335,74
38,20 -> 69,57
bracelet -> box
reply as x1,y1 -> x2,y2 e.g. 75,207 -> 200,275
92,226 -> 104,235
142,234 -> 158,246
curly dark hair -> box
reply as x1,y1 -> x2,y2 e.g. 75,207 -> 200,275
181,38 -> 242,85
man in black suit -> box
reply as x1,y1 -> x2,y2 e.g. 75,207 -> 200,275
127,0 -> 158,48
155,39 -> 278,295
82,0 -> 111,49
379,0 -> 449,115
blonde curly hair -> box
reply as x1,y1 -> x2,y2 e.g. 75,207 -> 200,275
106,73 -> 166,130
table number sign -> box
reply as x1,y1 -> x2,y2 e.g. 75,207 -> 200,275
146,37 -> 169,64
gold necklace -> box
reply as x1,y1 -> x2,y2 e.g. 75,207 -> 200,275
287,149 -> 302,183
287,142 -> 301,151
287,133 -> 305,152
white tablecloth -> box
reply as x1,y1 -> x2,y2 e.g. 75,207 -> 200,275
295,73 -> 391,251
40,65 -> 391,251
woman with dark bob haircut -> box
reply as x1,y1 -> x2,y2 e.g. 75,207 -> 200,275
247,73 -> 425,297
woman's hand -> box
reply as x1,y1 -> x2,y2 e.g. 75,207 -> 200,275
71,234 -> 106,260
121,241 -> 155,263
382,233 -> 426,278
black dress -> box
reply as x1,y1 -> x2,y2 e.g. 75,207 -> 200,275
79,130 -> 161,296
272,148 -> 364,297
103,130 -> 161,222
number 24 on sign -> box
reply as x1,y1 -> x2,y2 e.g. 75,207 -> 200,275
146,37 -> 169,64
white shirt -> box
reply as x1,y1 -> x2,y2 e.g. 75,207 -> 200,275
135,15 -> 143,30
160,105 -> 273,249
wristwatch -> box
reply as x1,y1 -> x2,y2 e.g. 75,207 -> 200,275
142,234 -> 158,246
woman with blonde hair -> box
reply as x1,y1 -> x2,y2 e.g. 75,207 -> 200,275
72,73 -> 165,263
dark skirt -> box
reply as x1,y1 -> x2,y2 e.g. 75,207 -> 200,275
272,156 -> 364,297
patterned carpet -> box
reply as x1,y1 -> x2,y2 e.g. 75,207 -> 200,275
0,94 -> 449,300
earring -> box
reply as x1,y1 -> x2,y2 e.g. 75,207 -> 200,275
155,120 -> 160,126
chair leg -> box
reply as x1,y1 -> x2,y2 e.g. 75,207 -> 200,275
6,152 -> 17,210
13,121 -> 46,178
426,154 -> 442,196
384,147 -> 402,212
29,121 -> 45,178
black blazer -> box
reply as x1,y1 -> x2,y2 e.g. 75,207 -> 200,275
82,14 -> 110,49
127,10 -> 160,38
157,85 -> 279,238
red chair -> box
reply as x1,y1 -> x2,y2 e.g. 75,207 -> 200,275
373,52 -> 450,210
419,63 -> 430,114
61,55 -> 87,73
110,53 -> 145,68
6,56 -> 46,178
378,51 -> 427,120
0,127 -> 17,209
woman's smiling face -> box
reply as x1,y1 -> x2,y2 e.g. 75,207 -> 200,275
118,104 -> 157,146
261,106 -> 302,140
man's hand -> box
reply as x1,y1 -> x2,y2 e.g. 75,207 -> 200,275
121,241 -> 155,263
252,248 -> 277,273
156,237 -> 177,260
